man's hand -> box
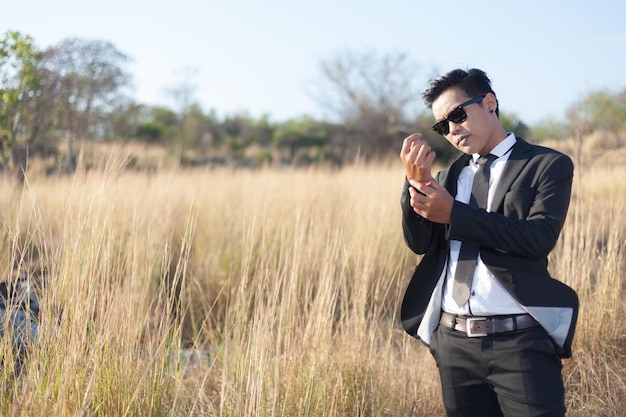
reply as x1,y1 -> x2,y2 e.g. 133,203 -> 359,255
400,133 -> 435,183
407,178 -> 454,224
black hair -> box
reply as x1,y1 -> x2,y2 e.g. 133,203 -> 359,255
422,68 -> 499,116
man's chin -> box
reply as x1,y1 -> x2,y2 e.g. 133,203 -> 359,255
455,145 -> 473,155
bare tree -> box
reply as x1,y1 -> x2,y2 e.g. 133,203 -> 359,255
164,66 -> 198,168
310,49 -> 427,160
41,38 -> 132,172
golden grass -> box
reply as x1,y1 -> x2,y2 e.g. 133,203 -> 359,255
0,146 -> 623,416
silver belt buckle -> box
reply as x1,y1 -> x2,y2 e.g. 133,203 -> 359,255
466,317 -> 489,337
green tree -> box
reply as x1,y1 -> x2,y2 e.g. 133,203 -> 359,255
529,118 -> 568,142
0,30 -> 42,172
248,115 -> 274,148
500,112 -> 530,141
272,117 -> 331,164
175,104 -> 226,165
136,105 -> 179,143
567,89 -> 626,138
105,101 -> 143,141
223,114 -> 275,165
221,114 -> 257,160
563,88 -> 626,166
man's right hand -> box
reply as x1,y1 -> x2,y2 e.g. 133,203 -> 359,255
400,133 -> 435,183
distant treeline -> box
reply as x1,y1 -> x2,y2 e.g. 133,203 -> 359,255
1,30 -> 625,175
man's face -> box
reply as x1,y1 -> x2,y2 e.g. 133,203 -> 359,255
431,87 -> 500,156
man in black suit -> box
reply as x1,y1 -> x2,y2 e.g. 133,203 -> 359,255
399,68 -> 578,417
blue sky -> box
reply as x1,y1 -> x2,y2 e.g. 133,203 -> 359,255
3,1 -> 626,125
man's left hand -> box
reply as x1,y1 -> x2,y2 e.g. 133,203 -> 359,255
408,179 -> 454,224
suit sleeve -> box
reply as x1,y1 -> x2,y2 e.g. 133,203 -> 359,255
447,152 -> 573,259
401,176 -> 442,255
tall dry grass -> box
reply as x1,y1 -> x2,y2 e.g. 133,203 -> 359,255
0,146 -> 623,416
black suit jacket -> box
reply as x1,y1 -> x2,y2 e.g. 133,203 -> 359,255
400,138 -> 578,358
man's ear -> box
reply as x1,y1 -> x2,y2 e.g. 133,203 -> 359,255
484,92 -> 498,113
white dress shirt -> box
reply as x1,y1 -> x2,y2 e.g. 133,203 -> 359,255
441,133 -> 527,316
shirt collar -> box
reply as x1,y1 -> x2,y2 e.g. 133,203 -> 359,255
472,133 -> 517,163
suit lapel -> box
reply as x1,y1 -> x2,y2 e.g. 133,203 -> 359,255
442,153 -> 472,196
491,139 -> 532,212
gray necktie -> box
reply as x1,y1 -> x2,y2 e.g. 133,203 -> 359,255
452,153 -> 497,307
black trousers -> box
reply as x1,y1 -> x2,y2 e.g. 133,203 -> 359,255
429,324 -> 566,417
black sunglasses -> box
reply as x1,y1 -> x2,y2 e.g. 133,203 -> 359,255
431,95 -> 485,136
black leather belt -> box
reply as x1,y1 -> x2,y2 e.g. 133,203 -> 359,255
439,312 -> 539,337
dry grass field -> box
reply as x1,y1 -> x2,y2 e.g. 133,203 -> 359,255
0,140 -> 624,416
